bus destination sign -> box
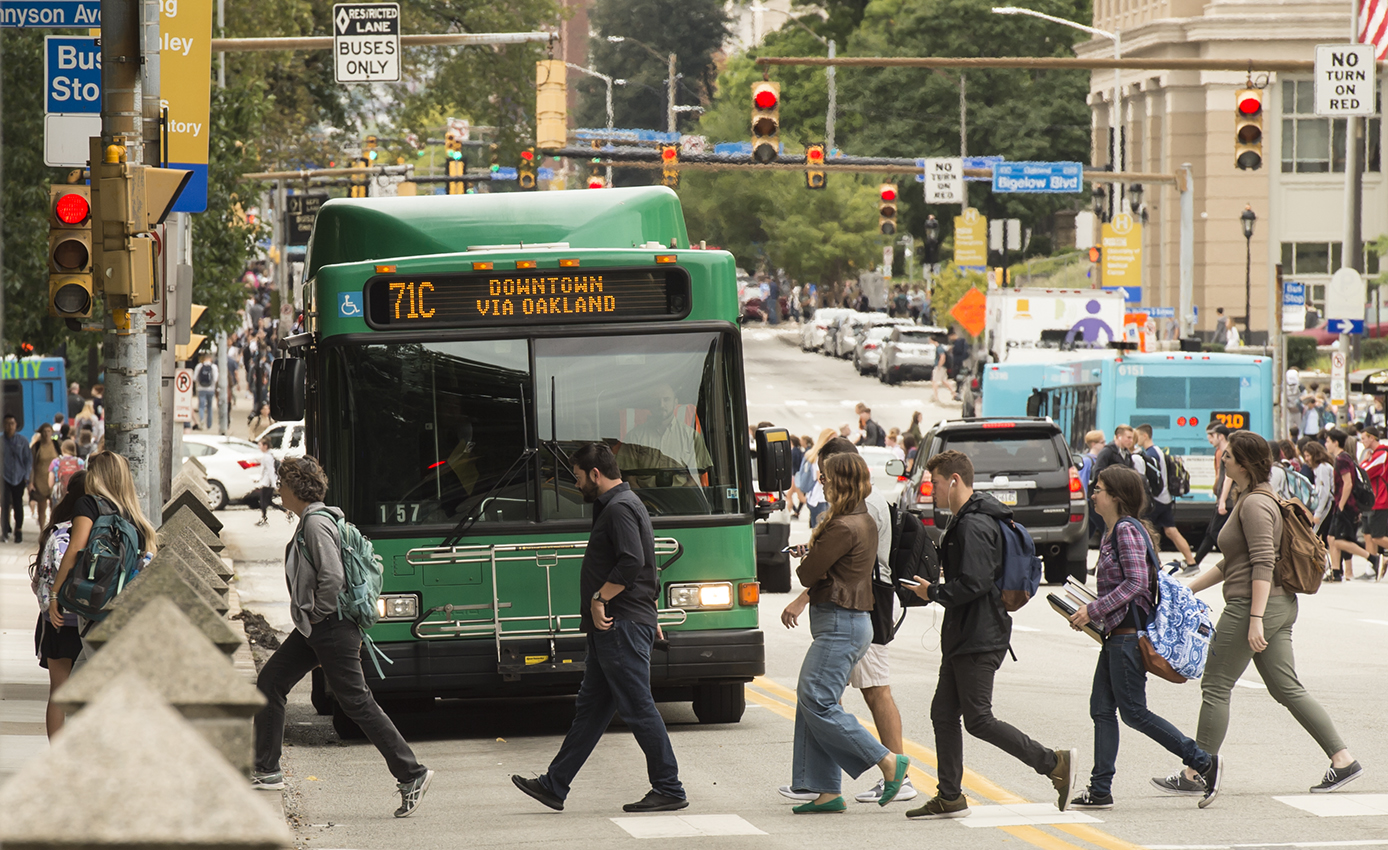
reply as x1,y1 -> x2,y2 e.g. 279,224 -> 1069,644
364,266 -> 691,329
1211,410 -> 1250,431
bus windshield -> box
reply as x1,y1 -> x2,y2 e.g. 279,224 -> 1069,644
321,330 -> 746,530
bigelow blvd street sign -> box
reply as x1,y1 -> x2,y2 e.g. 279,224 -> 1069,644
333,3 -> 399,83
1315,44 -> 1377,117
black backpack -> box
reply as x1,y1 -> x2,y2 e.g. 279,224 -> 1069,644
1349,461 -> 1375,512
196,363 -> 215,388
888,504 -> 940,608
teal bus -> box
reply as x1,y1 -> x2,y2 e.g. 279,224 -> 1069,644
980,351 -> 1274,538
271,187 -> 766,734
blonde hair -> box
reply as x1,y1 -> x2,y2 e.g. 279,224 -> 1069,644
808,453 -> 871,547
802,427 -> 839,465
1084,429 -> 1105,447
84,452 -> 157,557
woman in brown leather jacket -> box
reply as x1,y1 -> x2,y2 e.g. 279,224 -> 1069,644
786,452 -> 909,813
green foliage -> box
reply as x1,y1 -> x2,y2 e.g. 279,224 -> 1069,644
193,80 -> 272,334
1286,336 -> 1319,370
1362,337 -> 1388,361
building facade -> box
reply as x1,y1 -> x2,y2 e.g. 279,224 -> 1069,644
1076,0 -> 1382,338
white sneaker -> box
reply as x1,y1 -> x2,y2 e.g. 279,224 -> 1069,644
777,785 -> 817,802
855,777 -> 918,803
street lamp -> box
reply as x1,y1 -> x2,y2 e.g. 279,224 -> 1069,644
1241,204 -> 1257,333
923,215 -> 940,277
607,35 -> 678,134
1128,182 -> 1143,215
1091,182 -> 1107,219
993,6 -> 1123,209
566,63 -> 625,185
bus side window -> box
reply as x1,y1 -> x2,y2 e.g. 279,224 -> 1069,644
2,381 -> 23,432
42,381 -> 54,403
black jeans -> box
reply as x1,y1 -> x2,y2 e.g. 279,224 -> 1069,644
1089,634 -> 1211,797
540,619 -> 684,802
931,649 -> 1057,800
1,480 -> 26,537
1194,507 -> 1230,563
254,614 -> 425,783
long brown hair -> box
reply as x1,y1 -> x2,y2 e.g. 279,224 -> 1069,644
809,452 -> 871,546
1226,431 -> 1274,484
1301,440 -> 1331,467
1097,465 -> 1159,544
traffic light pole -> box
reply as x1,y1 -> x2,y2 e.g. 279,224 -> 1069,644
142,0 -> 167,513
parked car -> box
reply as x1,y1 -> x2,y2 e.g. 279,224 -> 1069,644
254,420 -> 306,463
1291,321 -> 1388,345
830,313 -> 907,359
181,433 -> 265,511
897,416 -> 1088,584
800,307 -> 852,351
853,326 -> 896,375
878,326 -> 948,385
857,445 -> 908,505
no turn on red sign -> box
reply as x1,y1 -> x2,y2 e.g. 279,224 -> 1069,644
1315,44 -> 1376,116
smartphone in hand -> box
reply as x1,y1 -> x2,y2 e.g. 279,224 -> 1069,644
898,578 -> 922,588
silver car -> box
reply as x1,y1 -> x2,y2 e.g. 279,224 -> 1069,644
831,313 -> 908,358
799,307 -> 852,351
853,326 -> 896,375
878,326 -> 947,385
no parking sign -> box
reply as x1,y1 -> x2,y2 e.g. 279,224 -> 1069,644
174,368 -> 194,423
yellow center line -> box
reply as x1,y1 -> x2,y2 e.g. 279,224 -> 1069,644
745,677 -> 1148,850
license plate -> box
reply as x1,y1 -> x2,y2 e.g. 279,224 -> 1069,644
994,490 -> 1017,506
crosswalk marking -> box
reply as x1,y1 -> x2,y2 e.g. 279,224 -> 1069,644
1274,795 -> 1388,818
960,803 -> 1102,828
611,814 -> 766,838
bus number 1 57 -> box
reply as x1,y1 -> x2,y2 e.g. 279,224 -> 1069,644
379,502 -> 424,524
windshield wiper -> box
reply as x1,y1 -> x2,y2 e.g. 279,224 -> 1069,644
439,447 -> 537,548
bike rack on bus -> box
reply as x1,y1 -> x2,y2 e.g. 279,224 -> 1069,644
406,538 -> 686,677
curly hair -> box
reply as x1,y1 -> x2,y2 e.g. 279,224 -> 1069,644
279,456 -> 329,503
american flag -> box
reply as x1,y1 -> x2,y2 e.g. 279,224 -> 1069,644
1361,0 -> 1388,60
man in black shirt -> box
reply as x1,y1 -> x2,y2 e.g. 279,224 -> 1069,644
513,443 -> 687,814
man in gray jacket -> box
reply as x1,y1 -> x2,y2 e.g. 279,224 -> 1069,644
251,456 -> 434,818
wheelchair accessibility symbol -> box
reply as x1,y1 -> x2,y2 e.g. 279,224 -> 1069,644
339,292 -> 363,318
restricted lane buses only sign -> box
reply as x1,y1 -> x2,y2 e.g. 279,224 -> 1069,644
334,3 -> 400,83
1315,44 -> 1376,117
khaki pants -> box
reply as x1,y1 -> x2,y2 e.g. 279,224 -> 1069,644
1196,594 -> 1345,758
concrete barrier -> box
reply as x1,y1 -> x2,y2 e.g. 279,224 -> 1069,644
161,489 -> 224,534
160,526 -> 234,581
0,672 -> 292,849
55,599 -> 266,774
135,550 -> 229,615
185,455 -> 210,482
158,540 -> 231,601
160,505 -> 225,552
86,564 -> 241,655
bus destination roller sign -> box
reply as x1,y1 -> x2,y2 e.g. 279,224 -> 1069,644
333,3 -> 400,83
364,266 -> 692,329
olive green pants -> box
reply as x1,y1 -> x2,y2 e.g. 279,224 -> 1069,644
1196,595 -> 1345,758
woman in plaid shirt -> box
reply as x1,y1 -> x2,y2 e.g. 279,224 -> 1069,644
1067,466 -> 1221,810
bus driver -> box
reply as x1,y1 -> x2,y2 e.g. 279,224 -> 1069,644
617,383 -> 713,488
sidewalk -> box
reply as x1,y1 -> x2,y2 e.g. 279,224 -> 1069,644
0,538 -> 49,784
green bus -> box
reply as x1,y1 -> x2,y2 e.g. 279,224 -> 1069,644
272,187 -> 767,734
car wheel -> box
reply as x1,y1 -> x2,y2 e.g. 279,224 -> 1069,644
205,479 -> 228,511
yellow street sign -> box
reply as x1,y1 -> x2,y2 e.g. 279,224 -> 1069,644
160,0 -> 212,213
953,207 -> 988,268
1101,212 -> 1143,291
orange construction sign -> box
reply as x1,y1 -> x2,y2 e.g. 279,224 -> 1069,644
950,287 -> 987,337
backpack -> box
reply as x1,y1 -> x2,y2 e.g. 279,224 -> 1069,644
888,504 -> 940,608
297,509 -> 393,678
1263,489 -> 1327,595
869,560 -> 898,646
1117,518 -> 1216,683
1162,448 -> 1191,497
54,497 -> 142,623
196,363 -> 214,388
51,455 -> 82,503
1139,449 -> 1163,497
995,518 -> 1043,612
1277,461 -> 1318,513
1349,460 -> 1375,512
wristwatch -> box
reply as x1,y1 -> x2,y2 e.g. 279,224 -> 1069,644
592,591 -> 610,605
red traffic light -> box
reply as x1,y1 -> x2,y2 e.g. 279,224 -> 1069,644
807,147 -> 824,163
588,177 -> 606,189
54,192 -> 90,225
520,149 -> 535,161
661,146 -> 678,161
1088,246 -> 1102,263
754,88 -> 778,109
1238,92 -> 1262,115
880,186 -> 897,202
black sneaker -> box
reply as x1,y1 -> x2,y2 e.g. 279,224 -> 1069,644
395,768 -> 434,818
1310,761 -> 1364,793
1198,754 -> 1222,808
1070,789 -> 1114,810
623,790 -> 689,812
512,774 -> 563,811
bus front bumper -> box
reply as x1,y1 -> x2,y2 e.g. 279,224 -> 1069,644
363,628 -> 765,699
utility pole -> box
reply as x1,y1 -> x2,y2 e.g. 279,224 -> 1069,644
826,40 -> 837,152
667,52 -> 677,135
1342,2 -> 1365,371
959,74 -> 968,209
1179,163 -> 1194,338
142,0 -> 166,513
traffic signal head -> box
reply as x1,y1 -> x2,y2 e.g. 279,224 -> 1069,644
878,183 -> 898,235
1088,246 -> 1102,263
660,144 -> 680,188
751,81 -> 781,164
444,128 -> 463,161
535,60 -> 569,150
1235,88 -> 1263,171
365,135 -> 378,161
805,144 -> 826,190
49,184 -> 93,318
518,148 -> 537,190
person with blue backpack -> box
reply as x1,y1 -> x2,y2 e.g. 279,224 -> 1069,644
252,456 -> 435,818
1067,466 -> 1221,810
1154,431 -> 1362,797
902,450 -> 1078,820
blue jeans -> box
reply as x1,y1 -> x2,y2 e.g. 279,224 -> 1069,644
808,502 -> 828,529
792,604 -> 888,794
197,389 -> 215,428
541,620 -> 684,801
1089,634 -> 1211,796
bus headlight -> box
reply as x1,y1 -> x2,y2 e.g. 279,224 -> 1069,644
667,582 -> 735,610
376,594 -> 420,622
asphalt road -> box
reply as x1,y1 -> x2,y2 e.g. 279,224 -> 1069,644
249,326 -> 1388,850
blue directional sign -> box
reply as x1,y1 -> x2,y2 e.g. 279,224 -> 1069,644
0,1 -> 100,27
1103,285 -> 1142,304
491,167 -> 518,181
45,36 -> 100,114
1327,318 -> 1365,334
992,160 -> 1084,193
1144,306 -> 1176,318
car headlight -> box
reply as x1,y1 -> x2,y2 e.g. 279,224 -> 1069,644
376,593 -> 419,622
666,582 -> 735,611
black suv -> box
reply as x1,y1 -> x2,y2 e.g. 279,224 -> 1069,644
897,416 -> 1089,584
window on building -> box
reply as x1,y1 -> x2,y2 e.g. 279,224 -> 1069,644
1282,79 -> 1382,173
1280,242 -> 1381,313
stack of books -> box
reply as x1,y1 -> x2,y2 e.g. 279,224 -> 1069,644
1047,579 -> 1104,645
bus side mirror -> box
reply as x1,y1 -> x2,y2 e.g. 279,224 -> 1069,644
270,358 -> 306,421
755,427 -> 794,492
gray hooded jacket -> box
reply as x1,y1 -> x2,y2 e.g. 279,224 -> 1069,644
284,502 -> 345,636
